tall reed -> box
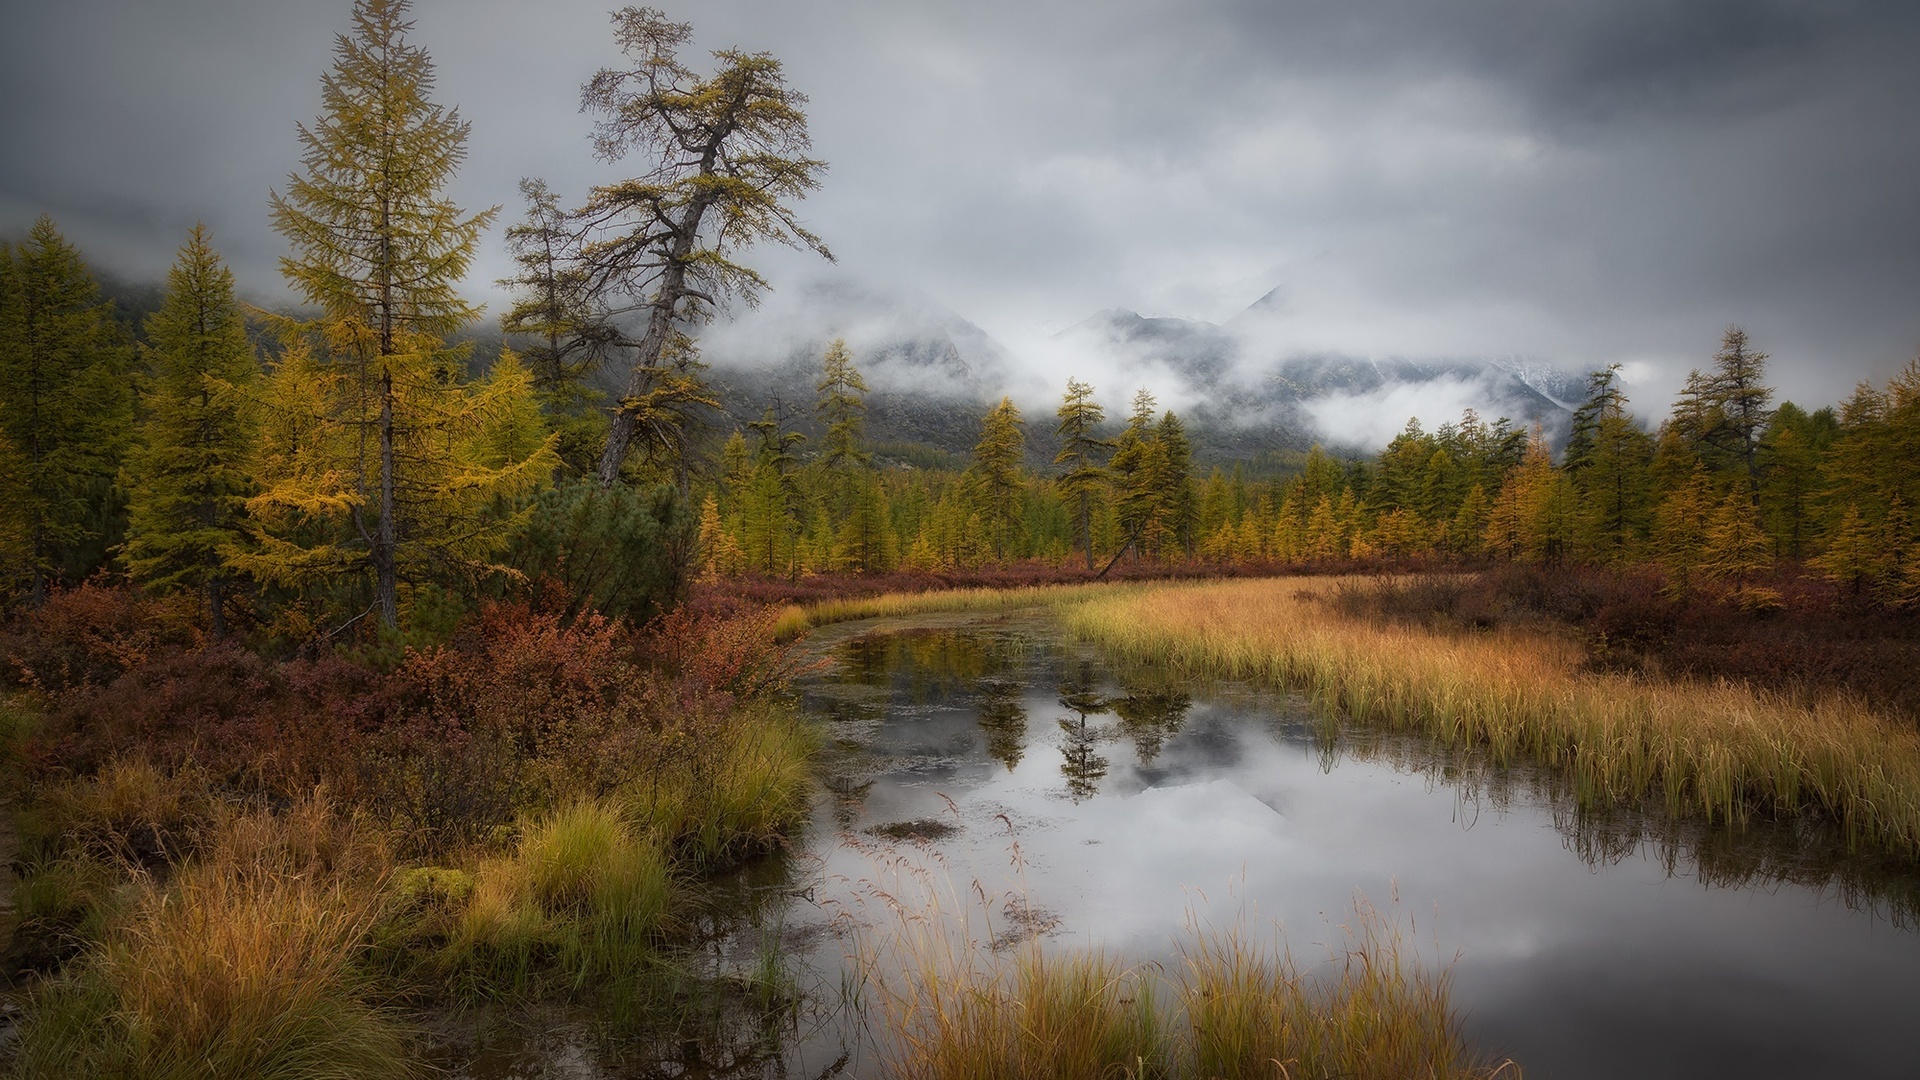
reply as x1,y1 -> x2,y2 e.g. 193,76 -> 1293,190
621,704 -> 815,866
1063,577 -> 1920,855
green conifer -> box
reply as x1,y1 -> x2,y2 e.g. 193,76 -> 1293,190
0,216 -> 134,602
122,226 -> 259,635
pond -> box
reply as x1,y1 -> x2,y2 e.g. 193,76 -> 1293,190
764,613 -> 1920,1079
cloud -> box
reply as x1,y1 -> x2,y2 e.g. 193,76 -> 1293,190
3,0 -> 1917,415
1300,376 -> 1509,452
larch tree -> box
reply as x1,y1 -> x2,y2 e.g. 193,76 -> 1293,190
265,0 -> 548,629
1054,377 -> 1110,570
1652,463 -> 1716,597
1109,389 -> 1166,559
1702,485 -> 1773,588
814,337 -> 870,506
1813,503 -> 1879,596
743,402 -> 807,577
122,226 -> 259,635
499,177 -> 620,477
1674,327 -> 1773,488
1156,410 -> 1198,557
968,397 -> 1027,560
0,216 -> 133,603
576,6 -> 831,487
1566,368 -> 1653,560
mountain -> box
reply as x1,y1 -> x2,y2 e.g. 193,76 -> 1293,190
692,277 -> 1010,462
1049,301 -> 1587,457
686,275 -> 1589,464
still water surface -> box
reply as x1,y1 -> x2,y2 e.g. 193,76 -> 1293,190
773,614 -> 1920,1080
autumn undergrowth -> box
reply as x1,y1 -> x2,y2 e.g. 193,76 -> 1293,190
1063,576 -> 1920,856
0,589 -> 819,1076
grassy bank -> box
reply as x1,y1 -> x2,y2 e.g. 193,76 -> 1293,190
0,595 -> 818,1076
1061,577 -> 1920,855
770,581 -> 1139,641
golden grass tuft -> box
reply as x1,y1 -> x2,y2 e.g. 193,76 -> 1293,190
771,581 -> 1138,641
1179,911 -> 1489,1080
866,888 -> 1507,1080
12,795 -> 415,1080
448,797 -> 672,991
1063,577 -> 1920,854
621,704 -> 815,865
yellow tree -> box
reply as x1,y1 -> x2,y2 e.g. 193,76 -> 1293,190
266,0 -> 548,628
968,397 -> 1028,561
1702,486 -> 1773,589
0,218 -> 133,601
1652,463 -> 1715,597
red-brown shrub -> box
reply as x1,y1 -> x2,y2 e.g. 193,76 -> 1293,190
0,582 -> 201,695
641,604 -> 819,701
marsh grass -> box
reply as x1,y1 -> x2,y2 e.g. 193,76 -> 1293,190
12,796 -> 416,1080
1064,577 -> 1920,855
859,870 -> 1505,1080
446,798 -> 672,995
1178,912 -> 1493,1080
621,705 -> 815,867
770,582 -> 1138,641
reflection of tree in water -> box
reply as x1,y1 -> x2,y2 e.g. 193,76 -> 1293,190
1111,679 -> 1192,763
1555,804 -> 1920,927
1057,661 -> 1112,802
1336,726 -> 1920,926
837,629 -> 1025,705
1057,716 -> 1108,803
976,678 -> 1029,770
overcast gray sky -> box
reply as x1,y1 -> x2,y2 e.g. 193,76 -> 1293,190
4,0 -> 1917,412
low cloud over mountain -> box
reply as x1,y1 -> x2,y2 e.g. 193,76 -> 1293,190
698,274 -> 1591,459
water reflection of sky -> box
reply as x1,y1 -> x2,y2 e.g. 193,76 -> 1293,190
790,622 -> 1920,1080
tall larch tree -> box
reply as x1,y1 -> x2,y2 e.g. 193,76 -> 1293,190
1652,463 -> 1716,597
575,7 -> 831,487
968,397 -> 1027,560
1156,410 -> 1197,557
265,0 -> 548,629
122,226 -> 259,635
1566,367 -> 1653,560
499,177 -> 618,477
814,337 -> 869,505
0,216 -> 133,603
1674,326 -> 1773,488
1109,389 -> 1165,559
1702,485 -> 1773,588
1054,378 -> 1110,570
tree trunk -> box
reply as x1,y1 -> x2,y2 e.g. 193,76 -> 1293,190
375,365 -> 399,629
596,300 -> 678,488
593,173 -> 720,489
1080,494 -> 1094,572
208,576 -> 227,640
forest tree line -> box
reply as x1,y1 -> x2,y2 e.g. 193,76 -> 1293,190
688,327 -> 1920,610
3,0 -> 1918,645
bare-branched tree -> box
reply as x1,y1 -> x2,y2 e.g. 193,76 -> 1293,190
577,6 -> 832,488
